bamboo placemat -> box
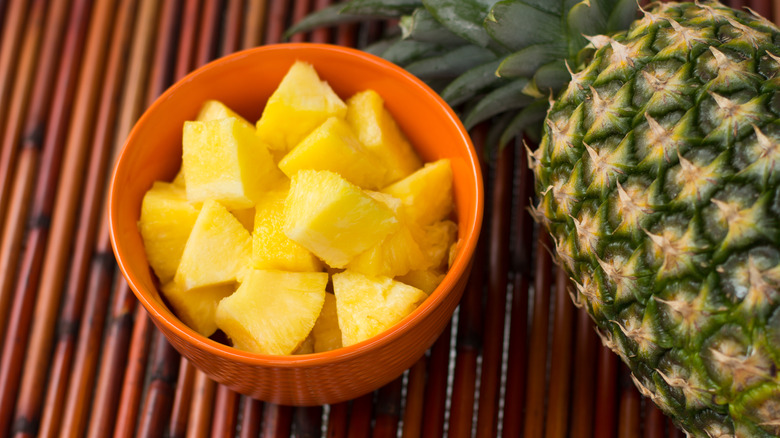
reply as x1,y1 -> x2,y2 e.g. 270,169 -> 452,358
0,1 -> 776,437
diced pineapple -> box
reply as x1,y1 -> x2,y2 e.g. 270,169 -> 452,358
172,169 -> 186,188
311,293 -> 342,353
346,224 -> 427,277
346,90 -> 422,186
278,117 -> 387,189
139,182 -> 200,283
196,100 -> 254,131
182,117 -> 281,209
333,270 -> 427,346
161,281 -> 234,337
419,220 -> 458,270
216,269 -> 327,355
231,207 -> 255,231
294,335 -> 315,354
283,170 -> 399,268
256,61 -> 347,153
382,159 -> 453,226
175,200 -> 252,290
396,269 -> 445,295
252,187 -> 322,272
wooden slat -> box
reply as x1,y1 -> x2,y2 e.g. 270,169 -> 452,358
569,308 -> 599,438
347,394 -> 373,438
544,268 -> 575,438
523,232 -> 553,438
373,376 -> 403,438
186,371 -> 216,438
327,402 -> 349,438
502,137 -> 534,438
475,137 -> 513,438
420,324 -> 451,438
401,358 -> 426,438
242,0 -> 267,47
262,403 -> 293,438
239,398 -> 264,438
211,385 -> 240,436
293,406 -> 324,438
169,359 -> 196,437
593,345 -> 618,438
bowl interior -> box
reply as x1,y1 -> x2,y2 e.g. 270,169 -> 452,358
110,43 -> 483,365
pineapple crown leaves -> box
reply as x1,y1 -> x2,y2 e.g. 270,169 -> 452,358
286,0 -> 639,152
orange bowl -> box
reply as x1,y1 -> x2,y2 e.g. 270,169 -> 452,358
109,43 -> 483,406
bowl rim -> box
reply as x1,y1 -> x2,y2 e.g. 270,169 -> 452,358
109,42 -> 484,368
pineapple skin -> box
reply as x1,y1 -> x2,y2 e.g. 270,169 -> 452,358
534,3 -> 780,436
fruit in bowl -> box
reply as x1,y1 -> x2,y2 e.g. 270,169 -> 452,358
108,43 -> 483,405
138,61 -> 458,356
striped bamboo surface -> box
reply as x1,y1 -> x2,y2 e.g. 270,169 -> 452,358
0,1 -> 777,437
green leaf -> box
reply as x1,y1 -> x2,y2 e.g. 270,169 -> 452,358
532,61 -> 570,94
485,1 -> 563,52
400,8 -> 463,45
606,0 -> 639,33
516,0 -> 563,15
342,0 -> 424,15
381,40 -> 445,65
285,4 -> 368,39
463,78 -> 534,129
499,99 -> 548,147
422,0 -> 503,51
363,37 -> 401,57
440,58 -> 507,106
406,45 -> 496,79
496,44 -> 566,78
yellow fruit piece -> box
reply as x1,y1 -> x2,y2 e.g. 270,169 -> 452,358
161,281 -> 234,337
182,117 -> 281,209
138,182 -> 200,283
419,220 -> 458,271
196,100 -> 254,131
278,117 -> 387,189
396,269 -> 446,295
256,61 -> 347,153
231,207 -> 255,231
382,159 -> 453,226
283,170 -> 399,268
346,90 -> 422,186
172,169 -> 186,188
252,187 -> 322,272
216,269 -> 327,355
311,293 -> 342,353
346,192 -> 427,277
175,200 -> 252,290
333,270 -> 427,347
294,335 -> 315,354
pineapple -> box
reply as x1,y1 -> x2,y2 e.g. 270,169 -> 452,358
256,60 -> 347,153
283,169 -> 399,268
182,117 -> 281,209
196,99 -> 254,131
174,199 -> 251,290
161,281 -> 234,337
252,185 -> 323,272
310,293 -> 342,353
216,269 -> 327,355
396,269 -> 446,295
346,89 -> 422,186
293,1 -> 780,435
382,159 -> 454,226
332,270 -> 427,347
138,182 -> 200,283
278,116 -> 388,189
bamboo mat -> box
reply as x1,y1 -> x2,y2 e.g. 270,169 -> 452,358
0,1 -> 777,437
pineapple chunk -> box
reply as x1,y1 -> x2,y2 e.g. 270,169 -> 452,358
231,207 -> 255,231
346,90 -> 422,185
256,61 -> 347,153
161,281 -> 234,337
333,270 -> 427,346
138,182 -> 200,283
182,117 -> 281,209
419,220 -> 458,270
278,117 -> 387,189
346,192 -> 427,277
216,269 -> 327,355
175,200 -> 252,290
382,159 -> 453,226
311,293 -> 342,353
283,170 -> 399,268
196,100 -> 254,131
396,269 -> 445,295
252,187 -> 322,272
172,170 -> 186,188
294,335 -> 315,354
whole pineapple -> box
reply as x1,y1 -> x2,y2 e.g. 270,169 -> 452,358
291,1 -> 780,436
